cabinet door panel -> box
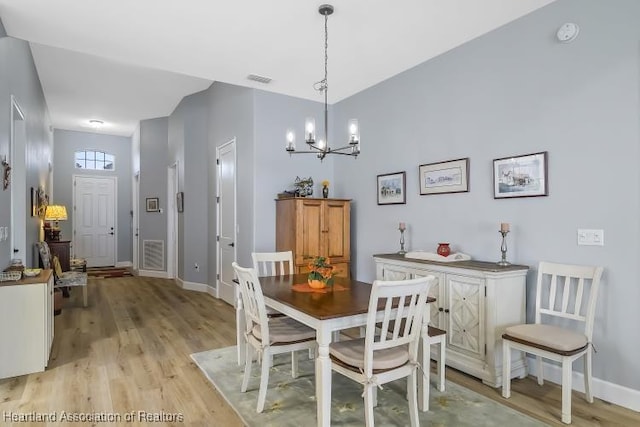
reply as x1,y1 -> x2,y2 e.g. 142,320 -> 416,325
381,265 -> 411,281
298,200 -> 323,262
413,270 -> 444,329
325,201 -> 349,259
447,274 -> 485,360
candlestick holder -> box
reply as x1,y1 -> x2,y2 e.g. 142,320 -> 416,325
497,230 -> 510,266
398,229 -> 406,255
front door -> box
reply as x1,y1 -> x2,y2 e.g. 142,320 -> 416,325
217,139 -> 236,306
74,175 -> 116,267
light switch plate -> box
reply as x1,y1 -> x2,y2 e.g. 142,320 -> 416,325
577,229 -> 604,246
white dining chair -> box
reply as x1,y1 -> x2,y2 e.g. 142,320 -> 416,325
232,262 -> 316,413
502,261 -> 604,424
329,275 -> 434,427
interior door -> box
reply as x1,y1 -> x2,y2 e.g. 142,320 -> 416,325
9,96 -> 26,263
74,176 -> 116,267
217,139 -> 236,306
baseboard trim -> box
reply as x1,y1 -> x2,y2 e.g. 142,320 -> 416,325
116,261 -> 133,268
174,277 -> 210,293
138,269 -> 169,279
206,285 -> 216,297
527,356 -> 640,412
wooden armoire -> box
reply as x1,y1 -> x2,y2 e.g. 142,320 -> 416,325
275,198 -> 351,277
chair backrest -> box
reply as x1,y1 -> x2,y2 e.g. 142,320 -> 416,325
364,275 -> 434,375
535,261 -> 604,340
252,251 -> 294,277
232,262 -> 271,344
36,241 -> 51,269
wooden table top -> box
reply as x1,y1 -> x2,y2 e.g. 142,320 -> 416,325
259,274 -> 435,321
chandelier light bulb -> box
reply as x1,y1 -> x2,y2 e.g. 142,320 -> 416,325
286,129 -> 296,152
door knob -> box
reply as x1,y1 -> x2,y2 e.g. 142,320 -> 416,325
109,232 -> 115,235
229,242 -> 235,247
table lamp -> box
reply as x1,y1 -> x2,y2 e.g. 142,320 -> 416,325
44,205 -> 68,241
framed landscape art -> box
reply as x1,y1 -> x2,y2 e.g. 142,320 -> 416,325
419,158 -> 469,195
377,171 -> 406,205
493,151 -> 548,199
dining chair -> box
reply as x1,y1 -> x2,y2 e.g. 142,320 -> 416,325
329,275 -> 434,427
232,262 -> 316,413
502,261 -> 604,424
36,241 -> 88,307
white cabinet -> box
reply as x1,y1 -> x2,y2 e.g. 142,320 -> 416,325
0,270 -> 54,379
374,254 -> 528,387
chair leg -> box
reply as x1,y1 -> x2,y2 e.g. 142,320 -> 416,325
257,349 -> 271,413
82,286 -> 88,307
363,385 -> 375,427
561,358 -> 572,424
408,369 -> 419,427
537,356 -> 544,385
241,344 -> 253,393
372,386 -> 378,407
502,339 -> 511,398
584,347 -> 593,403
291,351 -> 299,378
437,338 -> 446,392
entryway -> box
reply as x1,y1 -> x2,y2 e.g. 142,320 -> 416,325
216,138 -> 236,306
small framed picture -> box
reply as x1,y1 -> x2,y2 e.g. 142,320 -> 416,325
146,197 -> 159,212
176,192 -> 184,213
419,158 -> 469,195
377,171 -> 406,205
493,151 -> 548,199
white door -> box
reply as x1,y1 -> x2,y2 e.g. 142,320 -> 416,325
132,173 -> 140,271
9,96 -> 26,262
167,163 -> 178,279
74,176 -> 117,267
217,139 -> 236,306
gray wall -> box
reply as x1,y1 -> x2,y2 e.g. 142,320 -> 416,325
334,0 -> 640,390
168,90 -> 209,284
139,117 -> 168,269
52,129 -> 132,263
0,26 -> 51,268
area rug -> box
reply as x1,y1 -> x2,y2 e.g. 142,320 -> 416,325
191,346 -> 547,427
87,267 -> 133,279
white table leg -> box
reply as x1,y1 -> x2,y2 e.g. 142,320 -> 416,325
236,295 -> 246,366
418,304 -> 431,411
316,327 -> 332,427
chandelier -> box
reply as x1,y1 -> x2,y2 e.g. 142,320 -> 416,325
285,4 -> 360,161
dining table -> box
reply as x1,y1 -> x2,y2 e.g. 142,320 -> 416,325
240,273 -> 435,427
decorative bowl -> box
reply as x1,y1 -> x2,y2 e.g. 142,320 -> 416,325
23,268 -> 42,277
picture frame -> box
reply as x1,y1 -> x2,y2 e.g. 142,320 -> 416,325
146,197 -> 159,212
176,191 -> 184,213
493,151 -> 548,199
419,158 -> 469,195
377,171 -> 406,205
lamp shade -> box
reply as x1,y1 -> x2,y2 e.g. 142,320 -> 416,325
44,205 -> 68,221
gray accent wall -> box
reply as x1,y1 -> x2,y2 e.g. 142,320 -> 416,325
333,0 -> 640,390
0,26 -> 51,268
139,117 -> 168,270
52,129 -> 132,263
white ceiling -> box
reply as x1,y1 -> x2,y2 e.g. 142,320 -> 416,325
0,0 -> 556,137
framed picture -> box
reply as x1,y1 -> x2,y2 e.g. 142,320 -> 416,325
146,197 -> 159,212
176,192 -> 184,213
419,158 -> 469,195
377,171 -> 406,205
493,151 -> 548,199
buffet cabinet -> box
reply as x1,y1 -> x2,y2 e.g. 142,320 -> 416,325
0,270 -> 54,379
276,198 -> 351,277
374,254 -> 528,387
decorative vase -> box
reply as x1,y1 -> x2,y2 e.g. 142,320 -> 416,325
437,243 -> 451,257
308,279 -> 326,289
322,185 -> 329,198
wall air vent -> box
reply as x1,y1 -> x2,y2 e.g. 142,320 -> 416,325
247,74 -> 272,84
143,240 -> 165,270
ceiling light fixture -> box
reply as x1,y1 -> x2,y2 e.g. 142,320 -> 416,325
89,119 -> 104,129
285,4 -> 360,161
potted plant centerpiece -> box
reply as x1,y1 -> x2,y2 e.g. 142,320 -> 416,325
307,256 -> 335,289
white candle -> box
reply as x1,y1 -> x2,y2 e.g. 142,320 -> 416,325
500,223 -> 510,232
399,222 -> 406,231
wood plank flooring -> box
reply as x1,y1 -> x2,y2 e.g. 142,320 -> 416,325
0,275 -> 637,426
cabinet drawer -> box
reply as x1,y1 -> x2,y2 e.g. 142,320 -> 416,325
297,262 -> 350,278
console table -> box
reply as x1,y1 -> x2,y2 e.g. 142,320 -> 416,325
374,253 -> 529,387
0,270 -> 54,379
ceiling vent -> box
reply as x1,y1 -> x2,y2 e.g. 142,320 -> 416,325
247,74 -> 272,84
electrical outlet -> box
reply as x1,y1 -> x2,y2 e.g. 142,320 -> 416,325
577,229 -> 604,246
3,227 -> 7,241
0,227 -> 4,241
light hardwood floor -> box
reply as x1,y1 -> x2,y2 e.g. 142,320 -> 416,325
0,275 -> 637,426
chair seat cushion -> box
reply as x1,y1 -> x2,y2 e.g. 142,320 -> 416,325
329,338 -> 409,371
504,324 -> 587,353
56,271 -> 88,287
251,317 -> 315,344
